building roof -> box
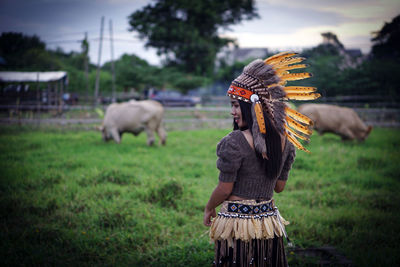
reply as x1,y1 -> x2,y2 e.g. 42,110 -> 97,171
345,49 -> 362,58
0,71 -> 67,83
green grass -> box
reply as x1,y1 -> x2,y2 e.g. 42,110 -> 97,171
0,126 -> 399,266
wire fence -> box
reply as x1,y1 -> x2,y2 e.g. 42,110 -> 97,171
0,105 -> 399,128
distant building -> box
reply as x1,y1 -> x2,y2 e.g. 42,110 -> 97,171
0,71 -> 68,111
345,49 -> 363,58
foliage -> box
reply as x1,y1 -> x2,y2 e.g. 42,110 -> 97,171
103,54 -> 155,91
158,66 -> 210,93
0,32 -> 62,71
128,0 -> 258,75
0,126 -> 399,266
300,41 -> 400,98
3,18 -> 400,98
336,58 -> 400,98
101,54 -> 209,93
88,70 -> 113,95
371,14 -> 400,59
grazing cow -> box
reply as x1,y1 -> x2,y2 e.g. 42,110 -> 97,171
101,100 -> 167,145
298,104 -> 372,141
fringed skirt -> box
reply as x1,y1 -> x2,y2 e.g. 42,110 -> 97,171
209,199 -> 289,267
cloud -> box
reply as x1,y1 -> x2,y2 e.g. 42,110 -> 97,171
230,1 -> 346,35
261,0 -> 400,22
225,20 -> 376,54
224,0 -> 399,53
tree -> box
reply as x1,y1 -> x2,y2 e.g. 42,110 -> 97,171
128,0 -> 258,75
0,32 -> 61,70
371,14 -> 400,59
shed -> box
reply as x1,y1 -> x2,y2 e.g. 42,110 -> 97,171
0,71 -> 68,111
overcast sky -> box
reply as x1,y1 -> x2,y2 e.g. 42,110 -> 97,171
1,0 -> 399,66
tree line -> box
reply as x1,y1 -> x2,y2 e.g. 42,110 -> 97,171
0,0 -> 398,100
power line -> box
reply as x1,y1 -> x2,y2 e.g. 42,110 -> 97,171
45,39 -> 82,44
44,37 -> 143,45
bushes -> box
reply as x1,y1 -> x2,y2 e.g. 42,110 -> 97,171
148,179 -> 184,207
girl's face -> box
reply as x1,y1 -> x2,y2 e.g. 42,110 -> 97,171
230,98 -> 247,128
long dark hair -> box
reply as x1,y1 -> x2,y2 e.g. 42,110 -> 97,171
233,101 -> 283,179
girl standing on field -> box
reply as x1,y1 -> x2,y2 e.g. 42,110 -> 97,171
203,52 -> 319,266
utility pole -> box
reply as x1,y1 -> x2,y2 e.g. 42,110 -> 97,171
94,16 -> 104,106
82,32 -> 89,104
109,19 -> 116,103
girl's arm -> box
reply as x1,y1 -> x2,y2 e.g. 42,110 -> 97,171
203,181 -> 234,226
274,180 -> 286,193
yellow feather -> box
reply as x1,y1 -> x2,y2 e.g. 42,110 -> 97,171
233,219 -> 240,239
264,51 -> 297,65
237,219 -> 244,240
261,218 -> 267,238
221,218 -> 234,240
285,125 -> 309,141
210,217 -> 220,239
239,219 -> 245,240
285,106 -> 313,125
275,64 -> 308,71
286,92 -> 321,100
278,214 -> 290,225
272,57 -> 305,69
267,55 -> 299,66
285,132 -> 311,153
280,72 -> 312,81
254,102 -> 266,134
242,219 -> 249,241
271,217 -> 282,236
248,218 -> 256,239
214,217 -> 227,239
263,217 -> 274,239
267,83 -> 280,88
275,70 -> 289,77
253,217 -> 263,239
283,86 -> 317,93
278,79 -> 287,86
286,116 -> 312,135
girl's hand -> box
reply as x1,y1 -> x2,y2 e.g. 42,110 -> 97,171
203,207 -> 216,227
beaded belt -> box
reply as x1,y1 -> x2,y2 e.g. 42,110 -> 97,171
210,199 -> 290,246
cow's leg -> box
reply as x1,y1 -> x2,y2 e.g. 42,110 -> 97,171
339,127 -> 355,141
156,124 -> 167,145
110,128 -> 121,144
144,126 -> 155,146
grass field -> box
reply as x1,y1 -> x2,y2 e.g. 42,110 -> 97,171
0,126 -> 399,266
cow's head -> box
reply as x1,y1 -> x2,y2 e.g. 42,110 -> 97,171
358,125 -> 373,141
364,125 -> 373,139
98,125 -> 111,141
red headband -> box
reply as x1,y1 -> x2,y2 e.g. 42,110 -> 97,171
227,85 -> 253,102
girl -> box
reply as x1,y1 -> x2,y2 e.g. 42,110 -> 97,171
204,52 -> 318,266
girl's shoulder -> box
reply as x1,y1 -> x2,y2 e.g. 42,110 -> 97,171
219,130 -> 243,144
217,130 -> 245,156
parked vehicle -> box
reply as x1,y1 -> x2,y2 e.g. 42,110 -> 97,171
151,90 -> 199,107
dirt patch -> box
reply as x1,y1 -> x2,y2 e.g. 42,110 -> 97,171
288,246 -> 352,266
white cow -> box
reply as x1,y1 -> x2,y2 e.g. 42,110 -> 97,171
101,100 -> 167,145
298,104 -> 372,141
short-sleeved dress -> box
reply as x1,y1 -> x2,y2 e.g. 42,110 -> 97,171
210,130 -> 295,267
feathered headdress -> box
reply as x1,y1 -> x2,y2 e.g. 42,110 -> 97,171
227,51 -> 320,154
